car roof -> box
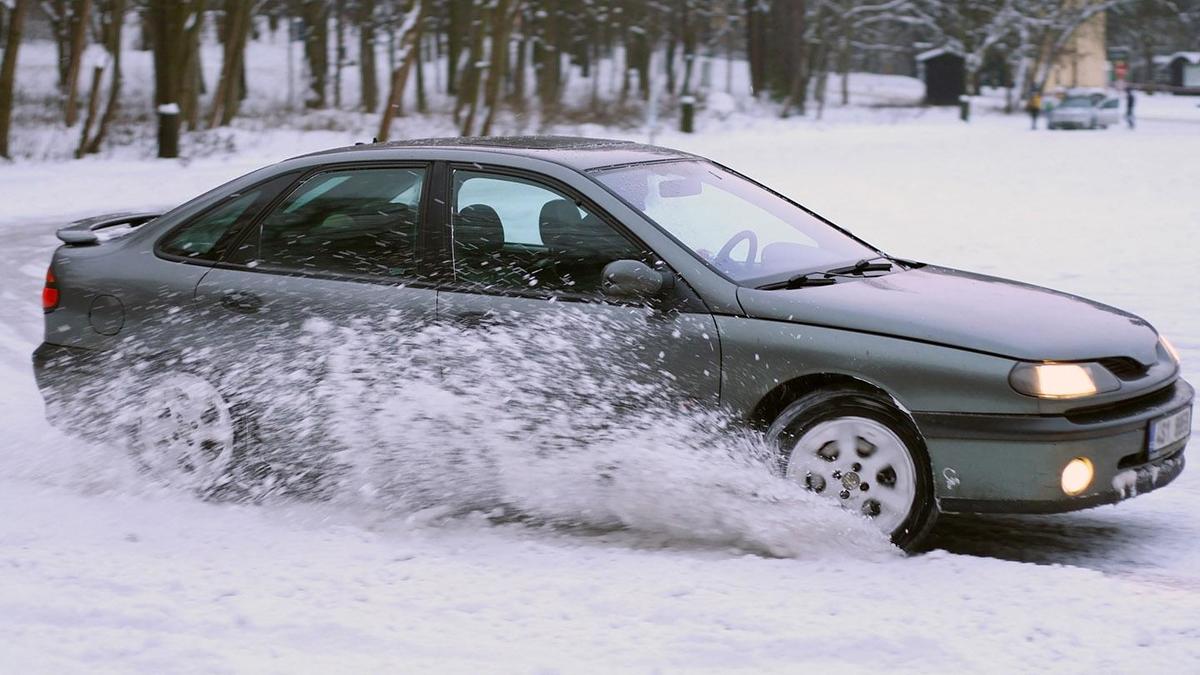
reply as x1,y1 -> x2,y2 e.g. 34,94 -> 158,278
295,135 -> 700,172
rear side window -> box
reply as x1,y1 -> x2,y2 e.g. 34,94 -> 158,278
251,167 -> 426,279
159,173 -> 297,261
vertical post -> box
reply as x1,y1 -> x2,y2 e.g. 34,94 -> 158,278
679,94 -> 694,133
287,18 -> 295,110
646,50 -> 658,144
157,103 -> 180,158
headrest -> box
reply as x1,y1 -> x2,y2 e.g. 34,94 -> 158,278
455,204 -> 505,254
539,199 -> 583,252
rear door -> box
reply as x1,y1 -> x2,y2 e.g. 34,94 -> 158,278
193,163 -> 439,386
435,165 -> 721,406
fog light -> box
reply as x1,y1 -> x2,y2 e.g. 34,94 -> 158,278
1061,457 -> 1094,496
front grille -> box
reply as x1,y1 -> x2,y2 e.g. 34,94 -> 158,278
1098,356 -> 1149,381
1064,382 -> 1177,425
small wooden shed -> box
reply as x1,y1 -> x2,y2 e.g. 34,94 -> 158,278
1165,52 -> 1200,92
917,48 -> 966,106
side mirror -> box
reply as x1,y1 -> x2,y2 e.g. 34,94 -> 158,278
601,260 -> 667,298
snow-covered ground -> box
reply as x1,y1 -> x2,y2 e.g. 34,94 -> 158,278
1,96 -> 1199,672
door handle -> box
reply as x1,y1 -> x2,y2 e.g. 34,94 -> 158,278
220,291 -> 263,314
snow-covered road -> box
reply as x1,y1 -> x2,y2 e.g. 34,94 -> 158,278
1,105 -> 1198,672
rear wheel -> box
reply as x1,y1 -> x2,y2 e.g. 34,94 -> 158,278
130,372 -> 239,493
767,388 -> 937,550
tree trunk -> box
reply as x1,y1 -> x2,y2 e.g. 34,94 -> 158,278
456,0 -> 485,135
150,0 -> 194,158
679,0 -> 696,96
301,0 -> 329,108
75,64 -> 104,157
510,31 -> 527,109
477,0 -> 514,137
209,0 -> 252,127
377,0 -> 423,142
536,0 -> 564,113
63,0 -> 93,126
414,25 -> 427,113
745,0 -> 766,97
779,0 -> 808,116
334,0 -> 345,108
838,18 -> 851,106
0,0 -> 31,159
359,0 -> 378,111
179,7 -> 203,130
446,0 -> 463,95
83,0 -> 124,155
51,0 -> 71,88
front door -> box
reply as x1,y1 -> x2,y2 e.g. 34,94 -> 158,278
437,167 -> 721,409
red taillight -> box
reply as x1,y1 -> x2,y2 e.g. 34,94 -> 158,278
42,268 -> 59,312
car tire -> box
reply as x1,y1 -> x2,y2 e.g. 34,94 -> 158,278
126,370 -> 254,495
767,388 -> 938,551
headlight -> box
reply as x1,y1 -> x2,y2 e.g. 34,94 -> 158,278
1009,362 -> 1120,399
1160,335 -> 1181,365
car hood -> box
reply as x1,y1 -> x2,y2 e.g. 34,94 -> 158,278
736,266 -> 1159,363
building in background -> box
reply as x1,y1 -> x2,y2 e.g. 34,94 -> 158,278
1164,52 -> 1200,90
1044,8 -> 1108,90
916,48 -> 965,106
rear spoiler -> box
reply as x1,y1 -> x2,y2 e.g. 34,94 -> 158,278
56,212 -> 162,246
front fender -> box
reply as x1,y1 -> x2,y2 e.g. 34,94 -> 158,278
715,316 -> 1031,418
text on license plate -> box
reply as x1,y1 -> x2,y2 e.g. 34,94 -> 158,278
1149,406 -> 1192,456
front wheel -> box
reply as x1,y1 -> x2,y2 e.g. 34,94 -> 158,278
767,388 -> 937,550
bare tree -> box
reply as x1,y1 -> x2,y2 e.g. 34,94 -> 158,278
0,0 -> 31,158
78,0 -> 126,155
149,0 -> 201,158
209,0 -> 255,127
358,0 -> 379,110
300,0 -> 330,108
377,0 -> 423,141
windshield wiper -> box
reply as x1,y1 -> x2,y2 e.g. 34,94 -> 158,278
824,256 -> 893,276
756,272 -> 839,290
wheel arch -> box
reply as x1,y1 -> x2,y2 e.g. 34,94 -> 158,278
748,372 -> 911,432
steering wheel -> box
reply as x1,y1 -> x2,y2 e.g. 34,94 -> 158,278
713,229 -> 758,266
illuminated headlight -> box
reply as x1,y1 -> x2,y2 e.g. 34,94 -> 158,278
1009,362 -> 1120,399
1160,335 -> 1181,365
1061,457 -> 1094,496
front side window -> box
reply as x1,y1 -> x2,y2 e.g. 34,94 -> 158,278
159,174 -> 296,261
451,170 -> 643,295
253,167 -> 426,278
594,160 -> 877,286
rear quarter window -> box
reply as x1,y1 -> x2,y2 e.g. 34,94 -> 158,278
158,173 -> 298,262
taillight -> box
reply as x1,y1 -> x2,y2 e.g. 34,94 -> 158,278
42,268 -> 60,312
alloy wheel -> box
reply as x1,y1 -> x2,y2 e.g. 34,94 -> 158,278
131,373 -> 236,491
785,416 -> 918,534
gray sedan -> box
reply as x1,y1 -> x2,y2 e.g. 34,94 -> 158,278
33,137 -> 1192,549
1048,94 -> 1121,129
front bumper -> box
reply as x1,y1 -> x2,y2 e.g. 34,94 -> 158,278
915,379 -> 1192,514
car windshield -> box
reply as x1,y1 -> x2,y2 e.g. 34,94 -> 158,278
593,160 -> 877,285
1061,97 -> 1093,108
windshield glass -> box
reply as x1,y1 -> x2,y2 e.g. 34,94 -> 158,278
1061,97 -> 1093,108
593,160 -> 877,285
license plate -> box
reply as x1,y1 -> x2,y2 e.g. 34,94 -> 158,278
1149,406 -> 1192,458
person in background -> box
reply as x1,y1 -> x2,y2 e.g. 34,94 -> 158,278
1028,91 -> 1043,130
1126,88 -> 1136,130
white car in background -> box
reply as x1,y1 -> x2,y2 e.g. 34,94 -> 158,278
1047,92 -> 1121,130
